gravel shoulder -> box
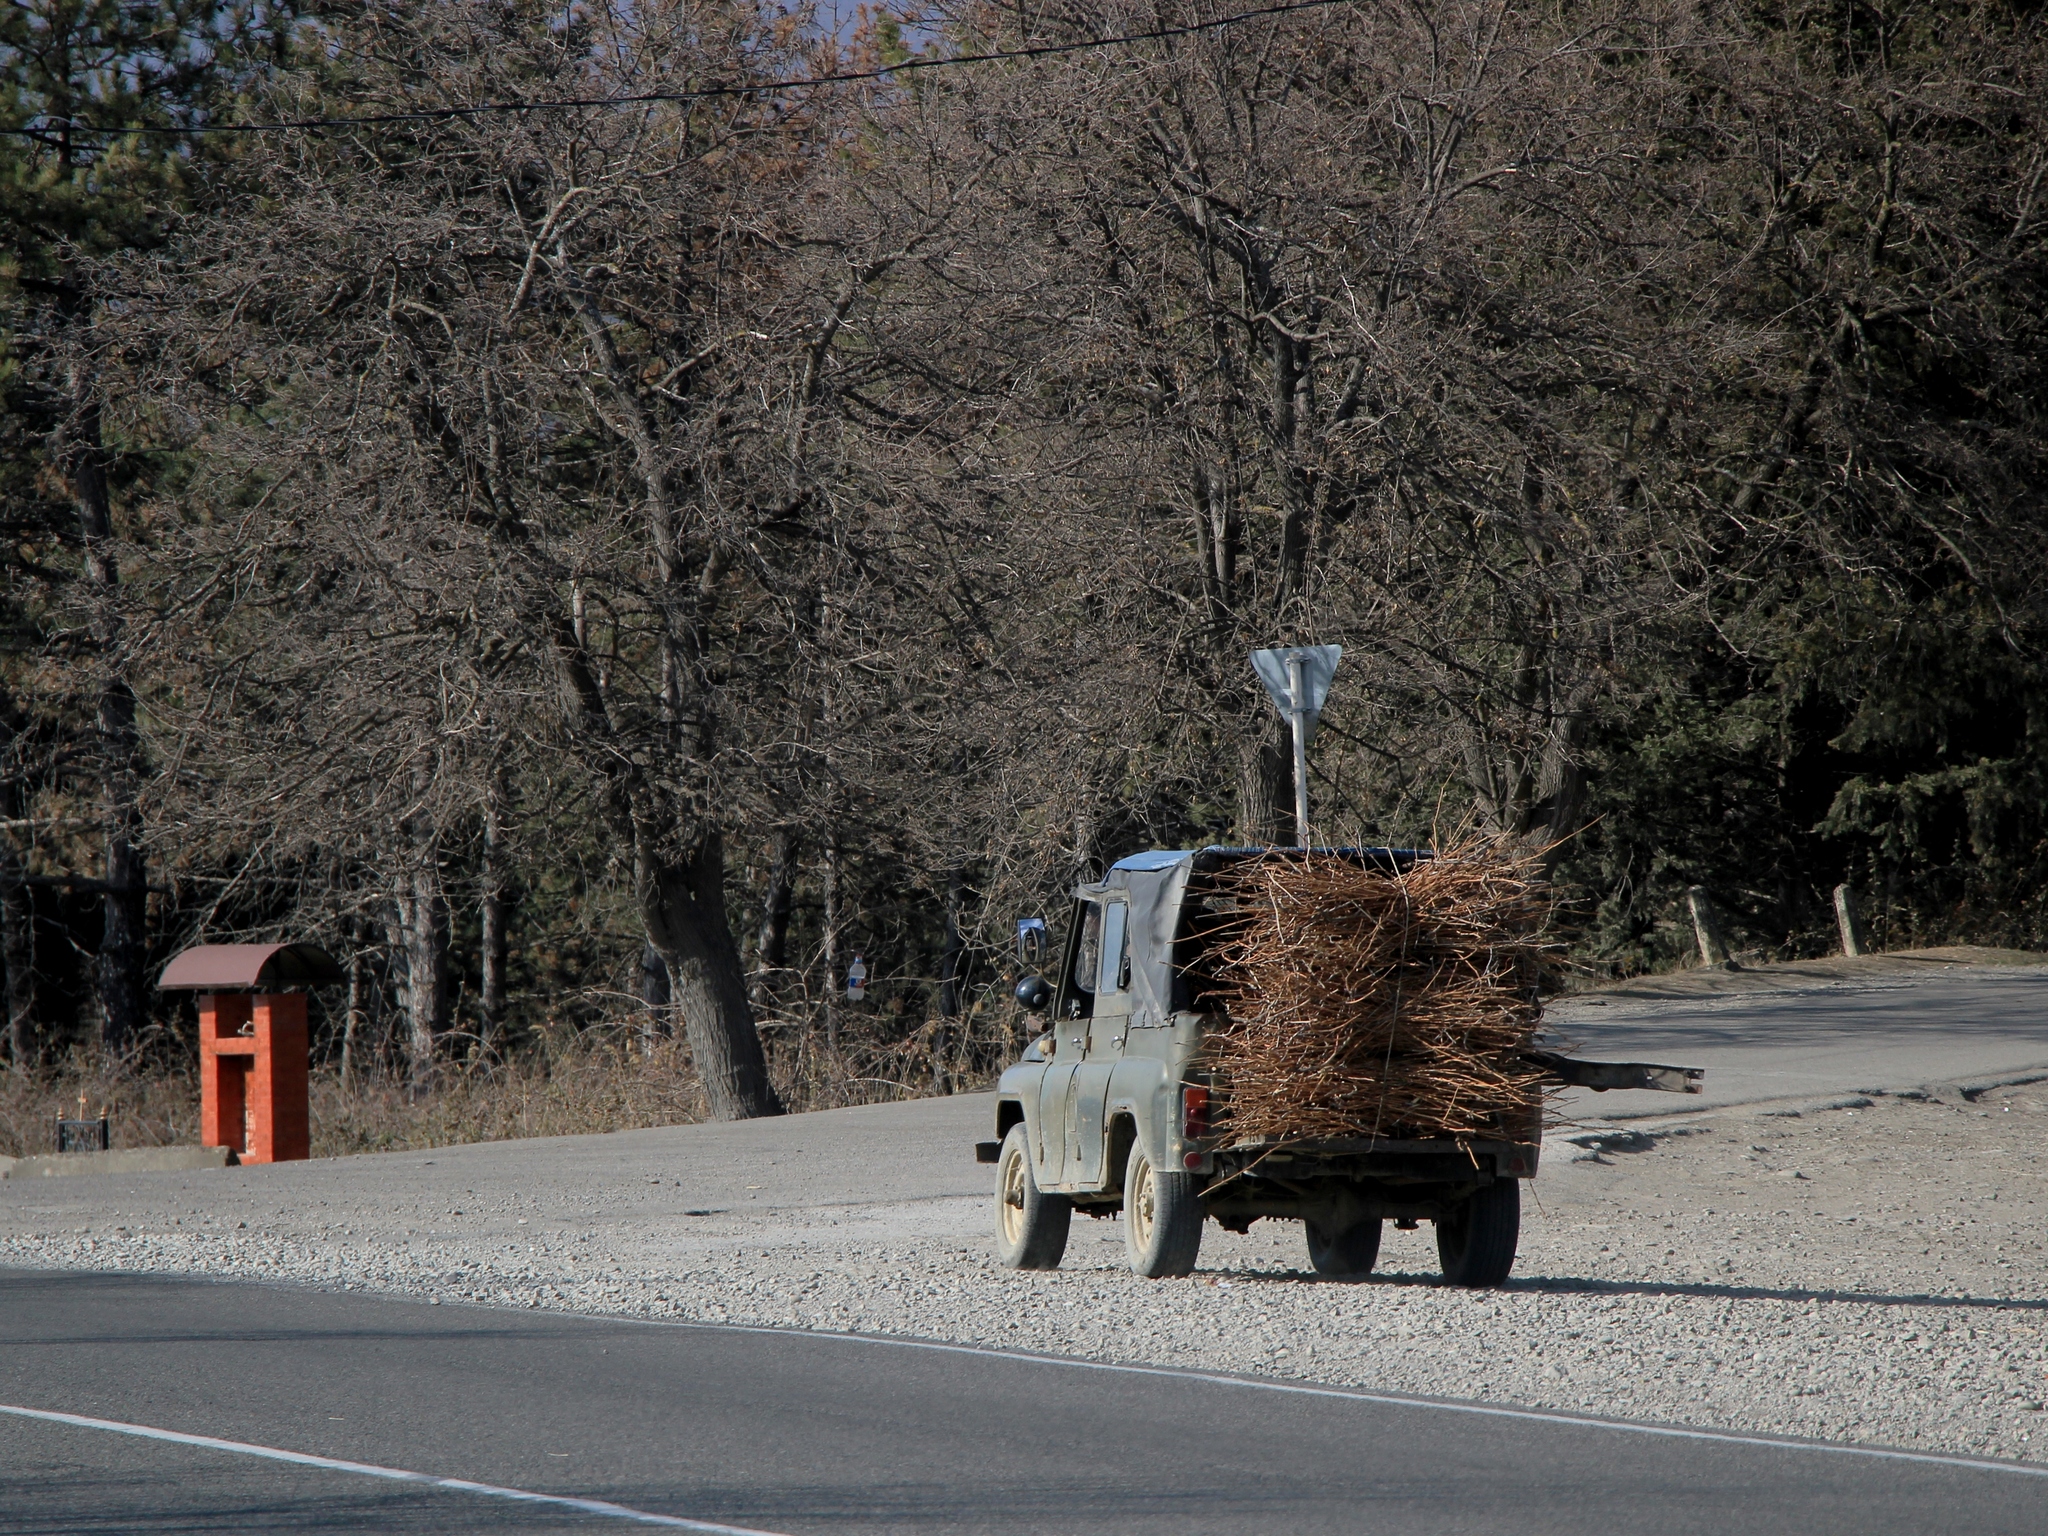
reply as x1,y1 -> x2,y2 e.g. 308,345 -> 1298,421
6,965 -> 2047,1470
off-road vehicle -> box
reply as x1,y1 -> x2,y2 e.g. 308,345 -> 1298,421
974,847 -> 1701,1286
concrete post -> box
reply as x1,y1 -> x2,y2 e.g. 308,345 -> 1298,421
1833,883 -> 1866,957
1686,886 -> 1733,968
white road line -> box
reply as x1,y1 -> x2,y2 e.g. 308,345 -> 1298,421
0,1402 -> 792,1535
637,1316 -> 2048,1482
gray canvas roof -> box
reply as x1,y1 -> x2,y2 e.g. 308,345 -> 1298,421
1090,854 -> 1196,1027
1109,849 -> 1194,873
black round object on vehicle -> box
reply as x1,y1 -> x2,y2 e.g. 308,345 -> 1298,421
1436,1179 -> 1520,1287
994,1124 -> 1070,1269
1306,1216 -> 1382,1280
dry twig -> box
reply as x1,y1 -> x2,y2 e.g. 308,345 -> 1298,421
1202,842 -> 1561,1143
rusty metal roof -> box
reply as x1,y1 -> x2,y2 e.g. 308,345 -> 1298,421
158,943 -> 344,991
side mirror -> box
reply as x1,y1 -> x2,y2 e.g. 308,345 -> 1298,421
1013,974 -> 1052,1012
1015,916 -> 1047,967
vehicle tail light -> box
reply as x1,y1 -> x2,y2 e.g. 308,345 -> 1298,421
1182,1085 -> 1209,1140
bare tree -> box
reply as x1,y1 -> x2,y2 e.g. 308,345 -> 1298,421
37,0 -> 2036,1083
478,767 -> 513,1054
132,0 -> 1009,1114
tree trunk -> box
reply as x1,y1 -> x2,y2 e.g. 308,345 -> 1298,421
0,701 -> 31,1068
382,905 -> 406,1059
1519,694 -> 1592,872
750,828 -> 799,1008
371,944 -> 395,1078
95,687 -> 147,1057
639,827 -> 782,1119
392,834 -> 449,1095
638,944 -> 671,1049
934,866 -> 968,1095
821,835 -> 841,1056
938,866 -> 967,1020
479,779 -> 510,1053
1236,724 -> 1292,847
1,856 -> 30,1070
341,940 -> 366,1092
560,262 -> 779,1118
1459,671 -> 1594,873
541,595 -> 780,1118
58,358 -> 147,1056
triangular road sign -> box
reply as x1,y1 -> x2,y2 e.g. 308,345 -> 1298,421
1250,645 -> 1342,742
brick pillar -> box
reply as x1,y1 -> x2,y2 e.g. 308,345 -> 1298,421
249,993 -> 310,1163
199,993 -> 253,1155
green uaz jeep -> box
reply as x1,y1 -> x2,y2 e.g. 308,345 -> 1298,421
974,846 -> 1701,1287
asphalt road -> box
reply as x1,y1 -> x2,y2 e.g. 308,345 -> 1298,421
4,1267 -> 2044,1536
1548,960 -> 2048,1118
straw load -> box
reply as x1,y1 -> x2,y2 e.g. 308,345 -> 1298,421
1199,842 -> 1562,1144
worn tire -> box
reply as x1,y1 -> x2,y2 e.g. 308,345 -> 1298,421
1435,1179 -> 1520,1288
995,1123 -> 1071,1270
1123,1141 -> 1204,1278
1305,1216 -> 1382,1280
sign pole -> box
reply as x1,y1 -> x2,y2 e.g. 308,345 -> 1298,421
1248,644 -> 1342,852
1287,653 -> 1310,845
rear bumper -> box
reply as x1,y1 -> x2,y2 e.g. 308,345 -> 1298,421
1201,1138 -> 1538,1228
1214,1135 -> 1540,1182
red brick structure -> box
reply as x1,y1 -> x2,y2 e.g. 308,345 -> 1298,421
195,991 -> 310,1163
161,944 -> 340,1166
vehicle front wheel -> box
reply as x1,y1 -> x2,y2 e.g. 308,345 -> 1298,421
1435,1179 -> 1520,1287
1123,1142 -> 1203,1278
1305,1216 -> 1382,1280
994,1123 -> 1070,1269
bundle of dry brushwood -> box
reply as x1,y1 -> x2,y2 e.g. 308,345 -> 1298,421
1200,843 -> 1561,1144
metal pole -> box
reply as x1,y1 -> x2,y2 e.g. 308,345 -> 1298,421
1287,653 -> 1309,846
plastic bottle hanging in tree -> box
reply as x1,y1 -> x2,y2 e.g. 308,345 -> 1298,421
846,955 -> 868,1003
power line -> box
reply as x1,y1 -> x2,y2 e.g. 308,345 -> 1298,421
0,0 -> 1350,140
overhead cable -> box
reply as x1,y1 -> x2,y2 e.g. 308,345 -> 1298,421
0,0 -> 1350,140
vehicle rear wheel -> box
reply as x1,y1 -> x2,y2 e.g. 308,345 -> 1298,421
1123,1142 -> 1203,1278
1305,1216 -> 1382,1279
1435,1179 -> 1520,1287
995,1123 -> 1070,1269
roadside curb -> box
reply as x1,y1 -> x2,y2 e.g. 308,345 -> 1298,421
0,1147 -> 230,1181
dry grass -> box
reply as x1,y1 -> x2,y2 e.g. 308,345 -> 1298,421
0,1048 -> 204,1159
309,1035 -> 711,1157
1202,842 -> 1563,1144
0,1036 -> 713,1161
0,1013 -> 1005,1161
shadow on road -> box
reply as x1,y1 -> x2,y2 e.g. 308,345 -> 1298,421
1200,1264 -> 2047,1312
